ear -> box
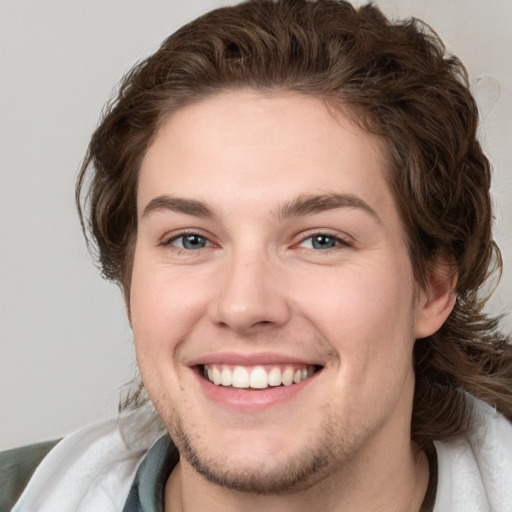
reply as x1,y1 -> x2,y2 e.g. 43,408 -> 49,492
414,262 -> 457,339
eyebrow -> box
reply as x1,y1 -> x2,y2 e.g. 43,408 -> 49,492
142,195 -> 214,218
277,193 -> 381,222
141,192 -> 380,222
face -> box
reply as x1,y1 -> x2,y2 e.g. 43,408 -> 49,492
131,91 -> 430,494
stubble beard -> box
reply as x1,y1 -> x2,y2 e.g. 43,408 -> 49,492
167,408 -> 359,496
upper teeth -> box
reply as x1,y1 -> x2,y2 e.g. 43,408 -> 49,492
203,364 -> 315,389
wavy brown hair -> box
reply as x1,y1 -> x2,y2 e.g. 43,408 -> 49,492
76,0 -> 512,446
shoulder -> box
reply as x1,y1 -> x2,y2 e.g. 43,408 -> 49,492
10,410 -> 164,511
434,395 -> 512,511
0,439 -> 60,511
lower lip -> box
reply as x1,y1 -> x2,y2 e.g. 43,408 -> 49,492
195,369 -> 320,412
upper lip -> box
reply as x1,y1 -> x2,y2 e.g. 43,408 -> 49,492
186,351 -> 325,367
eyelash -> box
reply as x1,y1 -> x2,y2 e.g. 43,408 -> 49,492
162,231 -> 214,250
162,231 -> 351,252
296,232 -> 351,250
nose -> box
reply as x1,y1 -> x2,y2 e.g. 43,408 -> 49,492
209,250 -> 291,333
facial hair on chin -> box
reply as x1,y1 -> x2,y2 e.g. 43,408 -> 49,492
167,409 -> 360,496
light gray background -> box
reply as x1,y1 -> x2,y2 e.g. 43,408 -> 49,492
1,0 -> 510,451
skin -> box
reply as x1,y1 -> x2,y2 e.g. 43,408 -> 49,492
130,91 -> 454,511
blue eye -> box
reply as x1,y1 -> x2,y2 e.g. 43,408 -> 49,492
299,234 -> 344,250
171,234 -> 211,250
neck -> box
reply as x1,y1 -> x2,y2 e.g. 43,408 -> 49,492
164,439 -> 430,512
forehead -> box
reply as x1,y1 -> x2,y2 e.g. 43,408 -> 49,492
138,90 -> 394,221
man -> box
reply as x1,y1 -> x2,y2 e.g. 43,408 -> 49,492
2,1 -> 512,510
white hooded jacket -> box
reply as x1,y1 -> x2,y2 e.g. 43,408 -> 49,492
11,396 -> 512,511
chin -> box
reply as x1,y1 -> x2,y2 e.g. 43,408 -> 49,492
183,437 -> 332,495
168,410 -> 355,495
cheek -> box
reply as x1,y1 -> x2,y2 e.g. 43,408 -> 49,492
295,260 -> 416,384
129,261 -> 188,404
303,265 -> 413,331
129,257 -> 209,357
301,264 -> 416,415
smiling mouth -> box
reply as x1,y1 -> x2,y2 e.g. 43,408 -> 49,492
200,364 -> 321,390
